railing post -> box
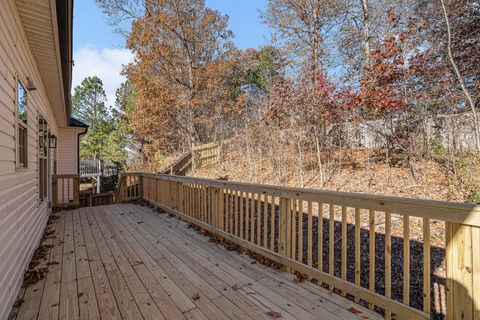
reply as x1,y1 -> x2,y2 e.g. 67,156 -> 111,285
52,176 -> 58,208
446,222 -> 479,319
73,176 -> 79,206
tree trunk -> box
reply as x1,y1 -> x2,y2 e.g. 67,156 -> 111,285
360,0 -> 370,65
297,140 -> 306,188
440,0 -> 480,153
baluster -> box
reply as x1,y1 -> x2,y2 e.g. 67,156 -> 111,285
225,190 -> 230,232
298,200 -> 304,263
245,192 -> 250,241
355,208 -> 361,303
218,188 -> 224,229
423,218 -> 431,314
385,212 -> 392,319
291,199 -> 296,260
329,204 -> 335,291
240,191 -> 244,238
250,193 -> 255,242
270,196 -> 275,252
403,214 -> 410,306
341,206 -> 347,296
235,190 -> 239,236
279,197 -> 288,257
287,199 -> 292,260
307,201 -> 313,267
263,194 -> 268,248
318,203 -> 323,277
369,209 -> 375,309
257,194 -> 261,245
229,189 -> 234,234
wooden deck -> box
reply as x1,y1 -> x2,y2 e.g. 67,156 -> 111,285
10,204 -> 380,320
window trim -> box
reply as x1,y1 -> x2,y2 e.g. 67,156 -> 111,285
16,78 -> 28,170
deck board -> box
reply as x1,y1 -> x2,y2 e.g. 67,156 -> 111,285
12,204 -> 381,320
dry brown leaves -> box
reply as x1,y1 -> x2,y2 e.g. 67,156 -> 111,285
293,272 -> 308,284
265,310 -> 282,318
23,266 -> 48,286
179,216 -> 283,269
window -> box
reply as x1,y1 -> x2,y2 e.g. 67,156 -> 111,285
38,114 -> 48,201
17,81 -> 28,168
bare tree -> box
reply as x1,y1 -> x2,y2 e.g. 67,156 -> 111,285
439,0 -> 480,153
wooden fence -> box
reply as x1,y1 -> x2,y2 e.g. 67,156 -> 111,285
116,173 -> 480,319
52,174 -> 80,208
192,143 -> 220,169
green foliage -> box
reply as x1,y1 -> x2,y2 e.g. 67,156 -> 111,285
239,46 -> 285,94
115,80 -> 136,114
73,76 -> 128,164
245,46 -> 284,91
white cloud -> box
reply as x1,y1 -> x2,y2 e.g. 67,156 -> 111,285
72,45 -> 134,108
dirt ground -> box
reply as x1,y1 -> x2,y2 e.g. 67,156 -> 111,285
192,147 -> 470,203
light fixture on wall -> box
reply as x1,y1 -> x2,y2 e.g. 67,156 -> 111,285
26,77 -> 37,91
48,133 -> 57,149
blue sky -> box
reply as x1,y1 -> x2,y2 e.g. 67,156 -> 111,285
72,0 -> 270,107
73,0 -> 269,50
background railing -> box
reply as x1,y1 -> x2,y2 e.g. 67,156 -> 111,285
192,142 -> 220,169
80,159 -> 101,177
52,174 -> 80,208
116,173 -> 480,320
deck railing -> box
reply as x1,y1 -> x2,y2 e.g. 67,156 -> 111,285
116,173 -> 480,319
52,174 -> 80,208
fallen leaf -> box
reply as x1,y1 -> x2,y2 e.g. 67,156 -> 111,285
266,310 -> 282,318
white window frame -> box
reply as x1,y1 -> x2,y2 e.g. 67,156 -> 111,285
16,78 -> 28,170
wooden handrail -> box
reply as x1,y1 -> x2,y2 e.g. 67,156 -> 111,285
140,173 -> 480,226
161,151 -> 192,175
115,173 -> 142,203
119,172 -> 480,319
52,174 -> 80,209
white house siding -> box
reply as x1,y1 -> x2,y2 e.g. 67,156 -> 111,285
0,0 -> 66,318
57,127 -> 83,174
56,128 -> 85,204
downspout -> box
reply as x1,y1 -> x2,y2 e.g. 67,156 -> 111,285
77,127 -> 88,174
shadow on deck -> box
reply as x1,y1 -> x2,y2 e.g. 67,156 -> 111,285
9,204 -> 380,320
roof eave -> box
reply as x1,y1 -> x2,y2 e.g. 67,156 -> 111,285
56,0 -> 74,125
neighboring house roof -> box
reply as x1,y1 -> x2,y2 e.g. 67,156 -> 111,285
69,117 -> 89,128
15,0 -> 73,127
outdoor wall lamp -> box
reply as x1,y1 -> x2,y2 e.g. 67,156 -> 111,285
26,77 -> 37,91
48,133 -> 57,149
